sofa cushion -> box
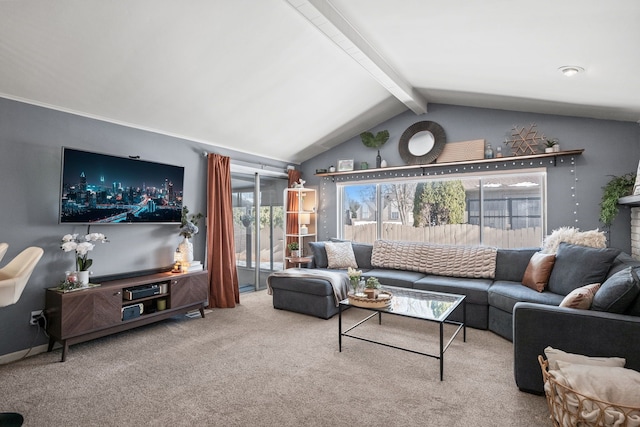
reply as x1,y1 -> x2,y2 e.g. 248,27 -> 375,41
522,252 -> 555,292
362,269 -> 424,288
541,227 -> 607,254
592,266 -> 640,314
547,243 -> 620,296
488,281 -> 564,313
559,283 -> 601,309
351,242 -> 373,270
606,252 -> 640,280
544,346 -> 625,371
371,240 -> 497,279
494,248 -> 539,282
325,242 -> 357,269
308,242 -> 328,268
413,276 -> 492,305
555,361 -> 640,408
309,241 -> 373,270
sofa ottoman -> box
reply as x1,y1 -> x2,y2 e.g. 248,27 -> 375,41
268,275 -> 341,319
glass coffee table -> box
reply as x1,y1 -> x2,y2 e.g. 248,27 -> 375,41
339,286 -> 466,381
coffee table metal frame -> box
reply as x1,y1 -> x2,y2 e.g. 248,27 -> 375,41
339,287 -> 466,381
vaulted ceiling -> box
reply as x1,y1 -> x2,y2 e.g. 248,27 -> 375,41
1,1 -> 638,164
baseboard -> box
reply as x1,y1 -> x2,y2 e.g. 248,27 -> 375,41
0,343 -> 51,365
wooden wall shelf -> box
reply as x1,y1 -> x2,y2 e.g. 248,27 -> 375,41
315,149 -> 584,178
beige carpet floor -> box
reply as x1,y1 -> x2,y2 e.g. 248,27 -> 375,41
0,290 -> 550,426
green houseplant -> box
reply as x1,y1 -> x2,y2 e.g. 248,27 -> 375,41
360,130 -> 389,168
287,241 -> 300,257
600,173 -> 636,226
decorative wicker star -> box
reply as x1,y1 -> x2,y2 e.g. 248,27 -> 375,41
504,123 -> 546,155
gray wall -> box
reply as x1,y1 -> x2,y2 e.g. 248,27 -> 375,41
0,97 -> 288,358
300,104 -> 640,251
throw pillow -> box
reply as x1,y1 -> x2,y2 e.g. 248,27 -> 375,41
325,241 -> 357,269
556,360 -> 640,407
546,243 -> 619,296
559,283 -> 601,309
541,227 -> 607,254
521,252 -> 556,292
592,266 -> 640,314
544,346 -> 625,371
308,242 -> 328,268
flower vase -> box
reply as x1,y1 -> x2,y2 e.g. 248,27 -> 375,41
179,237 -> 194,264
77,270 -> 90,287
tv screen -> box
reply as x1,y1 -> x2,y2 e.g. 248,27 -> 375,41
60,148 -> 185,224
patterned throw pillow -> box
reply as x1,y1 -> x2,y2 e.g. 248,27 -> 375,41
325,241 -> 357,269
559,283 -> 601,309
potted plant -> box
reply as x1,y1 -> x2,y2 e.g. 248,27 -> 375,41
287,241 -> 300,258
364,276 -> 381,299
600,172 -> 636,226
360,130 -> 389,168
544,139 -> 559,153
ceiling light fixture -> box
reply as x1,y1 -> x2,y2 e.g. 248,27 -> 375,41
558,66 -> 584,77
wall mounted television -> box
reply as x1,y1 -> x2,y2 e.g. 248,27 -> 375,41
60,147 -> 185,224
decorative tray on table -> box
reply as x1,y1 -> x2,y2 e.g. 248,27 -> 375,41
347,290 -> 393,308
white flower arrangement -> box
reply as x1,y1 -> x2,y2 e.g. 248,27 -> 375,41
61,233 -> 108,271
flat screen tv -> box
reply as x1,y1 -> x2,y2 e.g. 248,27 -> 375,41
60,147 -> 184,224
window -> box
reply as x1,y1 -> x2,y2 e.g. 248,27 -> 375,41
339,171 -> 545,248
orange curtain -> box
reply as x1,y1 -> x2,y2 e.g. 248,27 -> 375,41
285,170 -> 302,268
206,154 -> 239,308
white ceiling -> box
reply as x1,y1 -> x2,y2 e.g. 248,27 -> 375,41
1,0 -> 638,164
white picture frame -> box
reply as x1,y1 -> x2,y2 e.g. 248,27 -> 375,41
337,159 -> 354,172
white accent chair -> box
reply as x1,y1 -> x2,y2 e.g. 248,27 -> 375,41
0,246 -> 44,308
0,245 -> 43,426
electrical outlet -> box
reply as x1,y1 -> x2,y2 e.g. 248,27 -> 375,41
30,310 -> 43,326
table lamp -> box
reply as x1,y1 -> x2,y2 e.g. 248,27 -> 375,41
299,213 -> 310,235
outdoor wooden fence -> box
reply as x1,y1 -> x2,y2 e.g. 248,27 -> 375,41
344,223 -> 542,248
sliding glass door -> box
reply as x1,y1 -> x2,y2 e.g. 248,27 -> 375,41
231,171 -> 287,292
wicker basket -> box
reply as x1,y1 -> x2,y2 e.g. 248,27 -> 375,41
538,355 -> 640,427
347,290 -> 393,309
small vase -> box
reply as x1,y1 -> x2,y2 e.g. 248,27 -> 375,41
77,270 -> 90,287
179,237 -> 194,264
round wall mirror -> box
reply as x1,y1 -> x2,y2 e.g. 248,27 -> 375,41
398,121 -> 446,165
408,131 -> 435,156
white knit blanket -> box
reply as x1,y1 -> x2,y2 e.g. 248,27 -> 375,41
267,268 -> 350,307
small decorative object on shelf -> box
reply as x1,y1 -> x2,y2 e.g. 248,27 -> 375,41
544,138 -> 559,153
360,129 -> 389,168
328,165 -> 336,173
287,241 -> 300,258
60,232 -> 108,286
484,143 -> 494,159
495,145 -> 503,158
504,123 -> 547,155
292,179 -> 305,188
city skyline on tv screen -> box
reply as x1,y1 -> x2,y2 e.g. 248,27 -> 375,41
60,148 -> 185,224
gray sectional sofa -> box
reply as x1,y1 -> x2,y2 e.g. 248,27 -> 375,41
267,239 -> 640,394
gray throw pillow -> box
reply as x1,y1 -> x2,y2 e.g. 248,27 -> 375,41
592,266 -> 640,314
351,243 -> 373,269
308,242 -> 328,268
547,243 -> 620,296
